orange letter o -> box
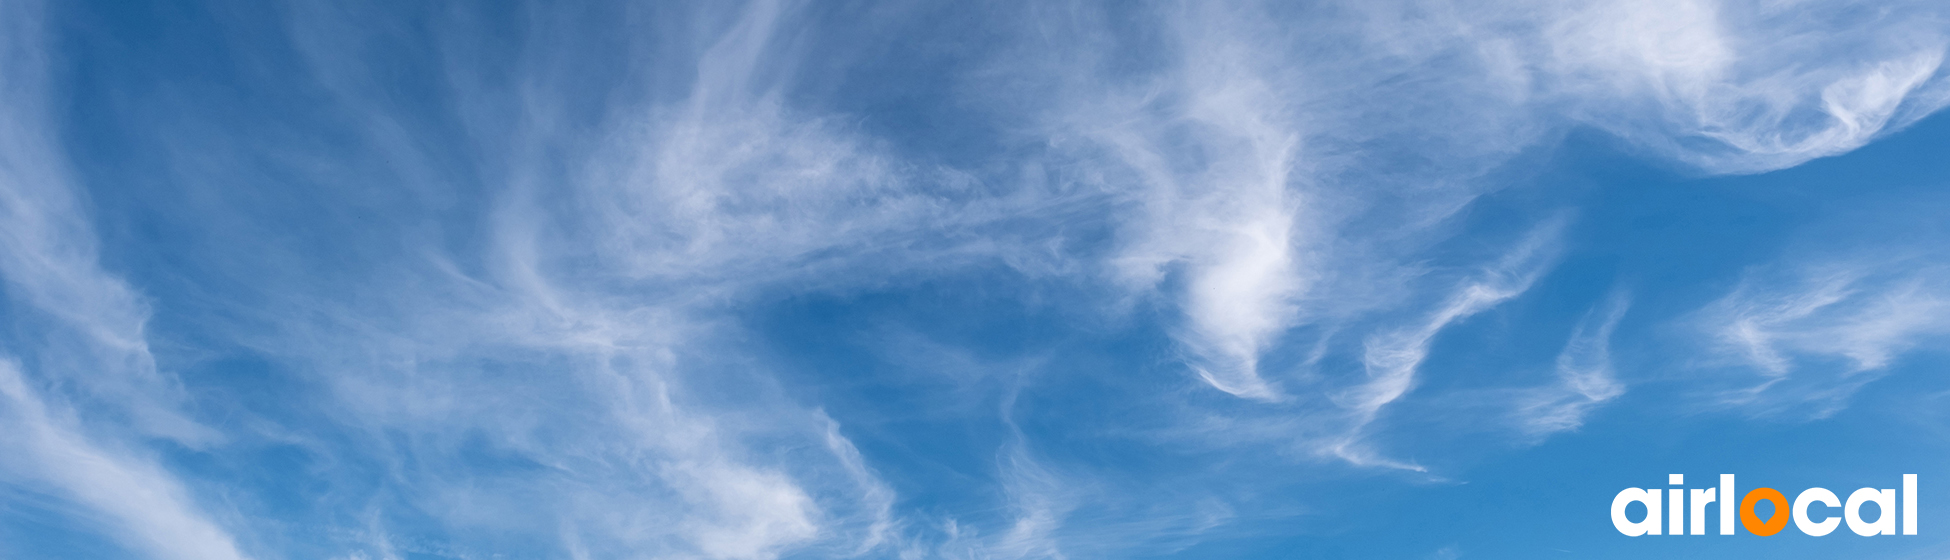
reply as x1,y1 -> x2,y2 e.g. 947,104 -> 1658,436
1741,488 -> 1790,536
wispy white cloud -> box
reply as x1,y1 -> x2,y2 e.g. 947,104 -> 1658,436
1695,259 -> 1950,416
262,8 -> 1950,531
1089,41 -> 1307,402
1514,292 -> 1630,437
1328,218 -> 1566,469
247,2 -> 945,558
0,0 -> 212,447
13,0 -> 1950,557
1539,0 -> 1950,173
819,412 -> 900,556
1347,219 -> 1566,422
0,360 -> 248,560
1028,0 -> 1950,471
0,2 -> 247,558
937,441 -> 1073,560
924,382 -> 1234,560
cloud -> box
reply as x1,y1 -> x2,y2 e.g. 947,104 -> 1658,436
253,8 -> 1950,530
1695,259 -> 1950,416
1514,292 -> 1630,436
1540,0 -> 1950,173
1088,30 -> 1308,401
950,441 -> 1073,560
1031,0 -> 1950,408
924,382 -> 1234,560
0,360 -> 248,560
0,2 -> 246,558
12,0 -> 1950,557
1061,1 -> 1507,402
1018,0 -> 1950,471
238,2 -> 943,558
1328,218 -> 1566,469
1347,219 -> 1566,422
0,0 -> 212,447
818,413 -> 900,556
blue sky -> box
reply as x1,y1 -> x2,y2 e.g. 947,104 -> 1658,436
4,0 -> 1950,558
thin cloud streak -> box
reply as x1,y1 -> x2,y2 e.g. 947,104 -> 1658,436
0,360 -> 248,560
1515,292 -> 1630,437
1329,218 -> 1566,469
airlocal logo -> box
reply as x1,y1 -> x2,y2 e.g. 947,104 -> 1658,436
1612,474 -> 1917,537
